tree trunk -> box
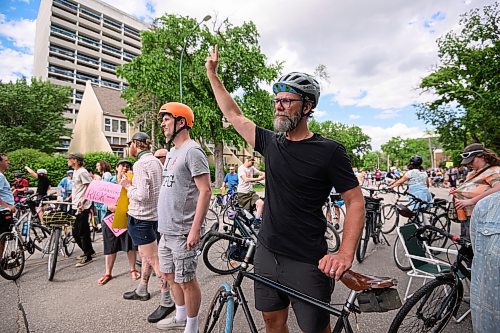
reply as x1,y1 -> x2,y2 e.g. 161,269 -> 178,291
214,141 -> 225,187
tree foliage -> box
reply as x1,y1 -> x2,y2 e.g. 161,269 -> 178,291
308,119 -> 371,167
117,15 -> 281,185
0,78 -> 71,153
417,3 -> 499,152
381,136 -> 436,168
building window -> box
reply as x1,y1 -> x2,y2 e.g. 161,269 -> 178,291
104,117 -> 127,134
120,120 -> 126,133
104,118 -> 111,131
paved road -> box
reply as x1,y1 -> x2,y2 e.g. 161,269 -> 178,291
1,187 -> 473,332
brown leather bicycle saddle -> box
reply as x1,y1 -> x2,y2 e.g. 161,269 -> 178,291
340,270 -> 398,291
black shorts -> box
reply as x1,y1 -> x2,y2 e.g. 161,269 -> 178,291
254,243 -> 334,333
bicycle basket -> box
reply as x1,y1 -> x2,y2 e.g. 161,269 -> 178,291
357,288 -> 402,313
43,211 -> 75,226
396,204 -> 415,218
364,197 -> 381,212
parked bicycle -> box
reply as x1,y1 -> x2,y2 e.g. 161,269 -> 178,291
323,193 -> 346,233
392,192 -> 452,271
356,187 -> 390,263
388,225 -> 472,333
202,234 -> 402,333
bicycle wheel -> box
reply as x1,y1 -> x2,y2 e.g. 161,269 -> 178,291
356,220 -> 370,263
88,211 -> 96,242
333,205 -> 345,233
393,235 -> 411,271
205,208 -> 219,224
428,214 -> 451,249
0,232 -> 25,280
203,235 -> 243,275
63,228 -> 75,257
202,283 -> 235,333
31,222 -> 51,253
388,278 -> 459,333
381,204 -> 399,234
48,228 -> 61,281
325,223 -> 340,253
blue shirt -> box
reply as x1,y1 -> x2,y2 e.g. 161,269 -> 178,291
57,176 -> 73,200
0,172 -> 14,210
223,172 -> 238,193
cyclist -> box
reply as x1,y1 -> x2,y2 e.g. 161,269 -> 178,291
206,47 -> 365,333
66,153 -> 96,267
120,132 -> 175,324
156,102 -> 211,332
237,156 -> 265,226
389,156 -> 432,211
57,170 -> 73,201
24,166 -> 51,197
12,172 -> 29,203
0,153 -> 16,254
220,166 -> 238,195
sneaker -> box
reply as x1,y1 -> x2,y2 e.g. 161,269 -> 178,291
157,317 -> 186,330
76,251 -> 96,260
75,256 -> 92,267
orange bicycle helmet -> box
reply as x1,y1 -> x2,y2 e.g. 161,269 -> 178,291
159,102 -> 194,128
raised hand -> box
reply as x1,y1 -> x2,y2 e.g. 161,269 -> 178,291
205,44 -> 219,74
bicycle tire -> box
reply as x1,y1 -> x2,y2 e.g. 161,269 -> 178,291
428,214 -> 451,249
0,232 -> 25,280
388,278 -> 459,333
333,205 -> 345,233
381,204 -> 399,234
202,283 -> 235,333
63,228 -> 75,257
48,228 -> 61,281
356,219 -> 370,263
325,223 -> 340,253
393,235 -> 411,271
203,234 -> 243,275
31,222 -> 51,253
205,208 -> 219,224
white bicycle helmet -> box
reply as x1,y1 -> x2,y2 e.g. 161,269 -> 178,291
37,168 -> 48,175
273,72 -> 321,108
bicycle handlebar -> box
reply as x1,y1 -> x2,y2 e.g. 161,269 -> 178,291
415,225 -> 469,246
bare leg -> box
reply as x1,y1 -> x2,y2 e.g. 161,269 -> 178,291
262,308 -> 289,333
179,277 -> 201,317
126,250 -> 137,271
255,199 -> 264,219
104,253 -> 117,275
165,272 -> 184,306
140,241 -> 168,293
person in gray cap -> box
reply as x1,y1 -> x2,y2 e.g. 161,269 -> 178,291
120,132 -> 175,324
66,152 -> 96,267
450,143 -> 499,239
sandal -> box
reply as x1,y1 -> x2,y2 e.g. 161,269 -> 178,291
130,269 -> 141,280
97,274 -> 112,286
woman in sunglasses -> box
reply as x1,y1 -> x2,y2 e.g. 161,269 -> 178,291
450,143 -> 500,239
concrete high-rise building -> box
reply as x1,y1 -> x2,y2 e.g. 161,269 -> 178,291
33,0 -> 149,152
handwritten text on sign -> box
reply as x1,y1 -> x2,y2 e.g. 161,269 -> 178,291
84,180 -> 122,205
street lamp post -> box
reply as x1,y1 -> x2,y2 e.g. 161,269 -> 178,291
179,15 -> 211,103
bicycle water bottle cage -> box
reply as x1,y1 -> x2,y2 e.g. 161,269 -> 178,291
396,204 -> 416,218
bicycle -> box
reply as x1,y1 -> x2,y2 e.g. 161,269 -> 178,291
388,225 -> 472,333
323,194 -> 346,233
0,195 -> 52,280
356,187 -> 390,263
202,234 -> 402,333
392,192 -> 452,271
43,208 -> 76,281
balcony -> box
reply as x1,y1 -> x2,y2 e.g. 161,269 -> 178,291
50,25 -> 77,41
102,43 -> 122,57
77,35 -> 100,50
79,7 -> 101,24
123,51 -> 137,60
49,45 -> 74,58
101,79 -> 121,89
101,61 -> 117,71
48,65 -> 75,77
75,72 -> 99,84
53,0 -> 78,13
103,17 -> 122,33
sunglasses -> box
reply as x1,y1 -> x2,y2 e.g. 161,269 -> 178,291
459,150 -> 483,159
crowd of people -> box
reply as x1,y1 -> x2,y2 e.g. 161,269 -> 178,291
0,46 -> 499,332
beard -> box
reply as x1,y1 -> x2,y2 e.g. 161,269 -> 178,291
273,111 -> 302,133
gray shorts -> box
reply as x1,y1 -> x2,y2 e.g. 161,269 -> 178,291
158,234 -> 198,284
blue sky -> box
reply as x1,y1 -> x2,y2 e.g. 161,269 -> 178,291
0,0 -> 494,149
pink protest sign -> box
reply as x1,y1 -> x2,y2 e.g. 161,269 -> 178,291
103,213 -> 127,237
84,180 -> 122,205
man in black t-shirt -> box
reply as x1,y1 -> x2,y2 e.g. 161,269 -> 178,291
207,47 -> 365,333
24,166 -> 51,196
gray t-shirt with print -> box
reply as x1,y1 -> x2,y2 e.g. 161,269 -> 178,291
158,140 -> 209,236
71,167 -> 92,210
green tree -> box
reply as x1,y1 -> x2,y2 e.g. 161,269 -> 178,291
381,137 -> 434,168
417,3 -> 499,152
308,119 -> 371,167
117,15 -> 281,185
0,78 -> 71,153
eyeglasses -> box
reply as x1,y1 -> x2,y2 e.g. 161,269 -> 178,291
459,150 -> 483,159
271,98 -> 303,109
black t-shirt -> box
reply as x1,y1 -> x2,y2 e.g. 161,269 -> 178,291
255,127 -> 359,264
37,176 -> 50,196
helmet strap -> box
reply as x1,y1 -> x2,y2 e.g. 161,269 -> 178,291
166,117 -> 187,149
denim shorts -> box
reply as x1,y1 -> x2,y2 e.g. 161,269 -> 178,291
127,216 -> 159,246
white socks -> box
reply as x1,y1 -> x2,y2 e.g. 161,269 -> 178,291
175,304 -> 187,322
184,316 -> 199,333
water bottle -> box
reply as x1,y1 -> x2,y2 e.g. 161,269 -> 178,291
22,221 -> 29,236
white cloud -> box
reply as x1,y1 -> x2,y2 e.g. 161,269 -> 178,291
0,47 -> 33,82
374,109 -> 400,119
360,123 -> 426,151
0,16 -> 35,50
348,114 -> 360,120
314,110 -> 327,118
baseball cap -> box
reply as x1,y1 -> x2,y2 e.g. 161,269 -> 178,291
37,168 -> 48,175
460,143 -> 484,165
116,159 -> 133,169
65,152 -> 84,162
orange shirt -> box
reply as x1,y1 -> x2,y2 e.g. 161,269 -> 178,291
454,165 -> 500,216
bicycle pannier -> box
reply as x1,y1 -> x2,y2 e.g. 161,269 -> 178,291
357,287 -> 402,312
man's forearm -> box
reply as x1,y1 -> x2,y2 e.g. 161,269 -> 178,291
338,199 -> 365,257
191,188 -> 211,232
207,72 -> 243,122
